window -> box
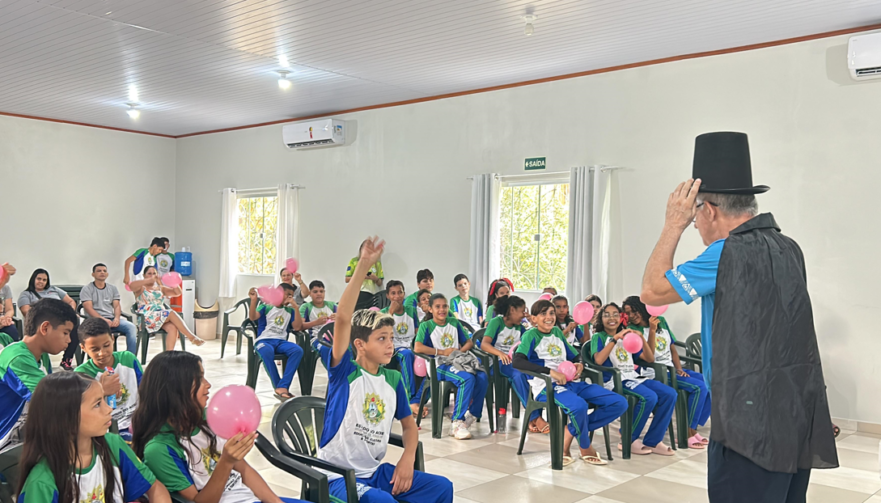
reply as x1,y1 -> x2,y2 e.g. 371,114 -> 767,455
499,182 -> 569,291
237,196 -> 278,275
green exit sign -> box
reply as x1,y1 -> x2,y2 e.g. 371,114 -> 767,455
524,157 -> 546,170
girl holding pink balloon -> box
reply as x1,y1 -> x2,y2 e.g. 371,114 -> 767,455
512,299 -> 628,466
130,266 -> 204,350
133,352 -> 303,503
590,303 -> 677,456
479,296 -> 535,429
623,296 -> 711,448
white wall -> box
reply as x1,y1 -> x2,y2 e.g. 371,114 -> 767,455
174,32 -> 880,423
0,115 -> 177,308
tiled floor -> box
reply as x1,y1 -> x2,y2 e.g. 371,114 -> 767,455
91,338 -> 881,502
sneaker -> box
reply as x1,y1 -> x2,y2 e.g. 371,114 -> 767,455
60,358 -> 73,371
450,420 -> 462,436
463,412 -> 477,428
454,422 -> 473,440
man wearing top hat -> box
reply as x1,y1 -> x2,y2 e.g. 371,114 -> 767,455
640,132 -> 837,502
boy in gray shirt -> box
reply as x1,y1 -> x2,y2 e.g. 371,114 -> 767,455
80,263 -> 137,353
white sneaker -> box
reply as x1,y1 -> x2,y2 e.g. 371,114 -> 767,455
463,412 -> 477,429
450,420 -> 462,436
454,422 -> 473,440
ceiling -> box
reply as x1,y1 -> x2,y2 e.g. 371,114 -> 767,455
1,0 -> 880,137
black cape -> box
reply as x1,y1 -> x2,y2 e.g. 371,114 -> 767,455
711,213 -> 838,473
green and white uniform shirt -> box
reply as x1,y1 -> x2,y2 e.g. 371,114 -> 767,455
143,424 -> 255,503
256,304 -> 295,341
516,327 -> 578,395
75,351 -> 143,432
590,331 -> 647,390
380,306 -> 420,349
0,342 -> 48,450
415,318 -> 469,354
299,301 -> 337,339
629,316 -> 676,379
18,433 -> 155,503
450,296 -> 483,330
483,316 -> 525,355
318,350 -> 410,482
155,252 -> 175,276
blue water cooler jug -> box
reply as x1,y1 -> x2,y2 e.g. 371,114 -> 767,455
176,249 -> 193,276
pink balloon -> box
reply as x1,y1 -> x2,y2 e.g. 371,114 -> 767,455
0,266 -> 6,283
507,342 -> 521,358
124,284 -> 132,292
368,306 -> 380,311
572,301 -> 595,325
646,304 -> 668,317
206,385 -> 261,439
161,272 -> 183,288
413,357 -> 427,377
538,293 -> 552,301
257,285 -> 285,307
557,361 -> 577,382
285,258 -> 299,274
623,332 -> 643,353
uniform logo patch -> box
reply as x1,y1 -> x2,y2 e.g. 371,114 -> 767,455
362,393 -> 386,425
615,346 -> 629,362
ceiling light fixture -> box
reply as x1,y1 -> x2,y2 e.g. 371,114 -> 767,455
278,54 -> 290,67
277,70 -> 292,90
126,103 -> 140,119
523,14 -> 537,36
128,84 -> 138,102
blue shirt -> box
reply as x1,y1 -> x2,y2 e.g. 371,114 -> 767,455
665,238 -> 724,387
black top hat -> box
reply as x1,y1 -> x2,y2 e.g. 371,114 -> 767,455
692,132 -> 769,195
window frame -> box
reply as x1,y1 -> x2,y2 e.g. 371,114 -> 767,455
236,190 -> 279,277
497,172 -> 571,294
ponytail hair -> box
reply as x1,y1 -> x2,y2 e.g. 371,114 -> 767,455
423,293 -> 448,323
485,278 -> 514,308
494,295 -> 525,319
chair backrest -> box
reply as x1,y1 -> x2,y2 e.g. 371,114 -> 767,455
272,396 -> 327,458
686,333 -> 701,358
0,444 -> 23,503
316,323 -> 335,347
471,328 -> 486,347
459,320 -> 475,335
370,291 -> 390,310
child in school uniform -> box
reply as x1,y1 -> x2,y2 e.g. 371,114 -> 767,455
552,295 -> 587,346
249,283 -> 304,401
321,237 -> 453,502
299,281 -> 337,339
622,296 -> 711,448
16,372 -> 170,503
414,288 -> 432,321
415,293 -> 488,440
590,302 -> 677,456
513,299 -> 627,465
479,296 -> 536,429
450,274 -> 484,329
483,278 -> 513,324
0,298 -> 77,451
404,269 -> 434,311
133,351 -> 302,503
580,294 -> 603,337
74,318 -> 143,442
380,280 -> 424,416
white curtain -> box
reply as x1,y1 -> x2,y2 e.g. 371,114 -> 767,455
276,184 -> 301,273
218,188 -> 239,299
566,166 -> 614,302
469,173 -> 500,306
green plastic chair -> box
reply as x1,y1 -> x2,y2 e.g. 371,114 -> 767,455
515,367 -> 613,470
272,396 -> 424,503
220,298 -> 250,359
10,304 -> 22,342
131,302 -> 185,364
0,444 -> 22,503
243,321 -> 307,394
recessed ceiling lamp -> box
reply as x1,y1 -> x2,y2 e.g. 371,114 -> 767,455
278,54 -> 290,67
128,84 -> 138,102
277,70 -> 292,90
126,103 -> 140,119
523,14 -> 537,36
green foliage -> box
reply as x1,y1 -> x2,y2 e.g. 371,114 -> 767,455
237,196 -> 278,274
499,184 -> 569,291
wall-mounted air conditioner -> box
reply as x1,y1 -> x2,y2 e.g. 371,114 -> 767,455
283,119 -> 346,149
848,32 -> 881,81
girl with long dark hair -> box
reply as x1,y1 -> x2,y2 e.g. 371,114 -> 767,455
17,268 -> 79,369
16,372 -> 170,503
132,352 -> 299,503
483,278 -> 513,324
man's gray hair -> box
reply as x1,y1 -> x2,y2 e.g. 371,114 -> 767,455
699,193 -> 759,217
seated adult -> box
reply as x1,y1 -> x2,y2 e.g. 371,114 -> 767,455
279,267 -> 309,306
18,268 -> 79,369
0,263 -> 17,341
80,263 -> 138,353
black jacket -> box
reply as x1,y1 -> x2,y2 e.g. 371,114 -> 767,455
711,213 -> 838,473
